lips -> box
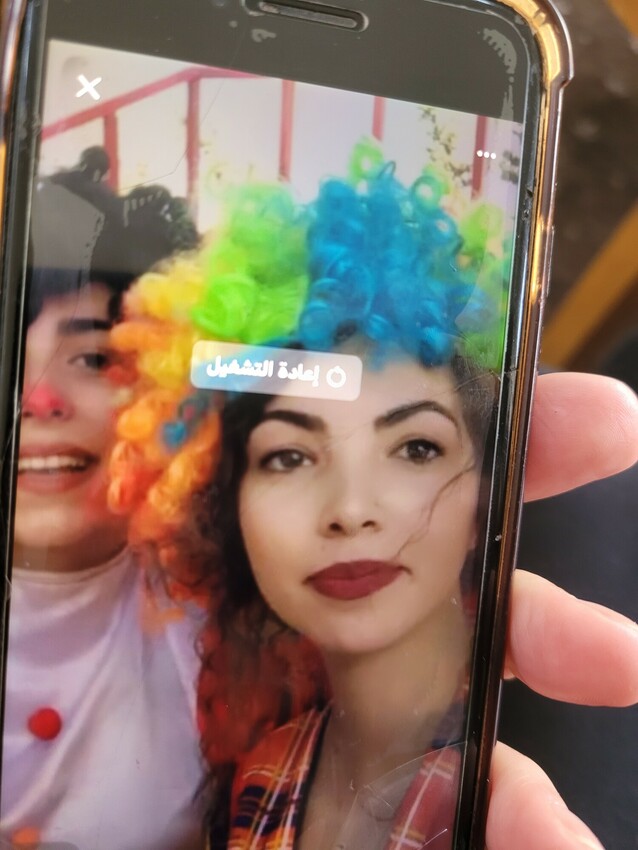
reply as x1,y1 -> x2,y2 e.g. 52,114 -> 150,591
306,560 -> 405,601
19,454 -> 93,473
17,446 -> 100,494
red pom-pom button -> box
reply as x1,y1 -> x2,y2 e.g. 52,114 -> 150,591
11,826 -> 41,847
27,707 -> 62,741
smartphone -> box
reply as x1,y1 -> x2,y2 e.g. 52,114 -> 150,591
0,1 -> 572,849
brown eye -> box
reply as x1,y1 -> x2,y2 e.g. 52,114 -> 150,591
70,351 -> 112,372
260,449 -> 313,472
394,439 -> 441,464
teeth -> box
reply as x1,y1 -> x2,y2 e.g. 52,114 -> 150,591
18,455 -> 91,473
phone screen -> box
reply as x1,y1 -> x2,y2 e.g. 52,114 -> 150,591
1,30 -> 527,850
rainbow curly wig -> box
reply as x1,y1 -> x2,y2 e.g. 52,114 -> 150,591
107,140 -> 511,767
107,184 -> 311,593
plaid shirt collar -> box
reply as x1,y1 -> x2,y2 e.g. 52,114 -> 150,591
227,687 -> 467,850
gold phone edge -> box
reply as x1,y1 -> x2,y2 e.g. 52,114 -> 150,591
467,1 -> 573,847
0,0 -> 29,237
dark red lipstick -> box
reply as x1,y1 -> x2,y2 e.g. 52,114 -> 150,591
306,560 -> 405,601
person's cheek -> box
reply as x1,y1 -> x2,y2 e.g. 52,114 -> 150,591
451,474 -> 480,550
82,467 -> 111,515
243,491 -> 300,617
379,470 -> 440,545
396,470 -> 472,566
429,487 -> 478,581
266,483 -> 312,575
244,469 -> 316,560
76,387 -> 120,510
240,481 -> 286,571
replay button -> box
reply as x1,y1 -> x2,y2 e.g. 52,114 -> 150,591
191,341 -> 362,401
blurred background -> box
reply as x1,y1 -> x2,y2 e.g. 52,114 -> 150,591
538,0 -> 637,374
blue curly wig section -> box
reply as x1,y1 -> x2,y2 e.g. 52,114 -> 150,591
155,165 -> 503,451
297,166 -> 495,366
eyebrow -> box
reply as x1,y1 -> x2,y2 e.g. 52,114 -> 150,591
258,400 -> 459,435
375,400 -> 460,433
259,409 -> 326,433
58,318 -> 112,335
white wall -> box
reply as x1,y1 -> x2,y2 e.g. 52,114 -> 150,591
41,40 -> 522,232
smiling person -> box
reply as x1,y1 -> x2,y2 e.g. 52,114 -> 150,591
16,232 -> 126,573
0,160 -> 206,850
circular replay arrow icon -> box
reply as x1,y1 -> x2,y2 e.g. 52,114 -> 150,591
326,366 -> 347,389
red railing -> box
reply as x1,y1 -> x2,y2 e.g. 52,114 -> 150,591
471,115 -> 488,199
42,66 -> 256,216
42,65 -> 485,209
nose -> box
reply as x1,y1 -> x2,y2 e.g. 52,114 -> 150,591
22,382 -> 73,421
318,468 -> 382,539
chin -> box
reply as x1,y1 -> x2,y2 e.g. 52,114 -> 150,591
306,616 -> 408,659
13,509 -> 113,553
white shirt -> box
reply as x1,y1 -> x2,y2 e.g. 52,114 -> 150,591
0,549 -> 207,850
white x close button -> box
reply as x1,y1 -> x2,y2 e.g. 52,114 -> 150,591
76,75 -> 102,101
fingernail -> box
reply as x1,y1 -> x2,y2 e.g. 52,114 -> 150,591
576,839 -> 604,850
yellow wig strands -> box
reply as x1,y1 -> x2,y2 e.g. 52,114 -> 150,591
108,185 -> 311,595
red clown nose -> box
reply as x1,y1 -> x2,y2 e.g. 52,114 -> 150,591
22,383 -> 72,420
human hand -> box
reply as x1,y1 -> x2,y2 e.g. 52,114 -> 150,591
487,372 -> 638,850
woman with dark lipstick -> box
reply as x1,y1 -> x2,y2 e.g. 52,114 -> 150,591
109,159 -> 502,850
205,169 -> 493,850
109,156 -> 638,850
0,156 -> 206,850
214,355 -> 485,850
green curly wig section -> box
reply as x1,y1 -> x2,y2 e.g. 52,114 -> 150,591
192,185 -> 310,345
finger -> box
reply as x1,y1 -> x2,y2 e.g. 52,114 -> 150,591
504,570 -> 638,706
525,373 -> 638,502
487,743 -> 604,850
